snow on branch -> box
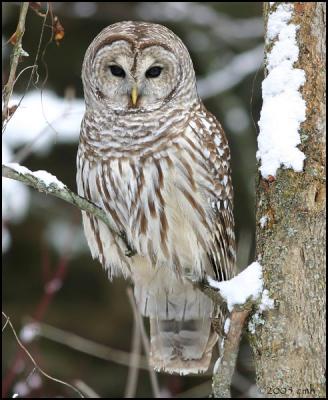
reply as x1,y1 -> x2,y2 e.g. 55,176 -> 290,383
207,262 -> 264,311
6,162 -> 66,189
257,3 -> 306,179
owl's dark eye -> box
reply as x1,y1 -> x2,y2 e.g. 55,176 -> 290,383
109,65 -> 126,78
145,66 -> 162,78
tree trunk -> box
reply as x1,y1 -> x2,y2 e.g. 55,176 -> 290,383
252,2 -> 326,398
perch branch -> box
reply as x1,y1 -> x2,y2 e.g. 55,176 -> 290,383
212,308 -> 252,398
2,164 -> 136,256
2,2 -> 29,128
191,279 -> 227,308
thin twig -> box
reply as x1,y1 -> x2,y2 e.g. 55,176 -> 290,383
2,3 -> 55,133
126,288 -> 161,399
12,64 -> 37,88
2,2 -> 29,127
73,380 -> 100,398
125,313 -> 142,398
35,320 -> 149,370
2,311 -> 84,398
2,314 -> 10,333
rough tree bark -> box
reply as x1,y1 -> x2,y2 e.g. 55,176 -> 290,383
252,3 -> 326,398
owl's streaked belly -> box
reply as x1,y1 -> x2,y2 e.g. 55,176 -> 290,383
80,144 -> 214,280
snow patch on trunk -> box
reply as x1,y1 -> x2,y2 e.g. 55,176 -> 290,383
257,3 -> 306,179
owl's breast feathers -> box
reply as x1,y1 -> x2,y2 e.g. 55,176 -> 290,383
77,102 -> 235,282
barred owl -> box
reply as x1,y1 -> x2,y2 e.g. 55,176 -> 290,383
77,21 -> 236,375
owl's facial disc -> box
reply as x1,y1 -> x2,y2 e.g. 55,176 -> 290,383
93,41 -> 181,112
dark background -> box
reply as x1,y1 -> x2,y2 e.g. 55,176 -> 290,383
2,2 -> 263,398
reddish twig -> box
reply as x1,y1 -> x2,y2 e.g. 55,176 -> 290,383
2,312 -> 83,398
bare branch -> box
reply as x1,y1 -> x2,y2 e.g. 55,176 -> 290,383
2,311 -> 84,398
124,312 -> 142,398
73,380 -> 100,398
36,320 -> 149,370
2,2 -> 29,127
126,288 -> 161,399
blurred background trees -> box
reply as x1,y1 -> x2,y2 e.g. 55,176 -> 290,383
2,2 -> 263,397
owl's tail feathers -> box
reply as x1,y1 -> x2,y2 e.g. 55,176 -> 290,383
149,318 -> 218,375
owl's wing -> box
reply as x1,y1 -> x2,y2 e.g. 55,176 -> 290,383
189,104 -> 236,283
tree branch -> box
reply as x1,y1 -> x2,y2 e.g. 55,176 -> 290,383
2,2 -> 29,128
212,309 -> 252,398
2,164 -> 136,256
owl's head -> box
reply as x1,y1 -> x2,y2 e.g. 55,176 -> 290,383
82,21 -> 198,113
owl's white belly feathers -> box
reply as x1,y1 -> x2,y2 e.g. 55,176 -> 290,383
78,143 -> 214,282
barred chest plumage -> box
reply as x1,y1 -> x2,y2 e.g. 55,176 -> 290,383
77,103 -> 232,282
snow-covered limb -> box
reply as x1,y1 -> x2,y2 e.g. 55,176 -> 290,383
257,3 -> 306,179
207,261 -> 264,312
189,262 -> 273,327
2,163 -> 136,257
6,163 -> 66,189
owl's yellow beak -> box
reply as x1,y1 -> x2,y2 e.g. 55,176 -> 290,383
131,86 -> 138,106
